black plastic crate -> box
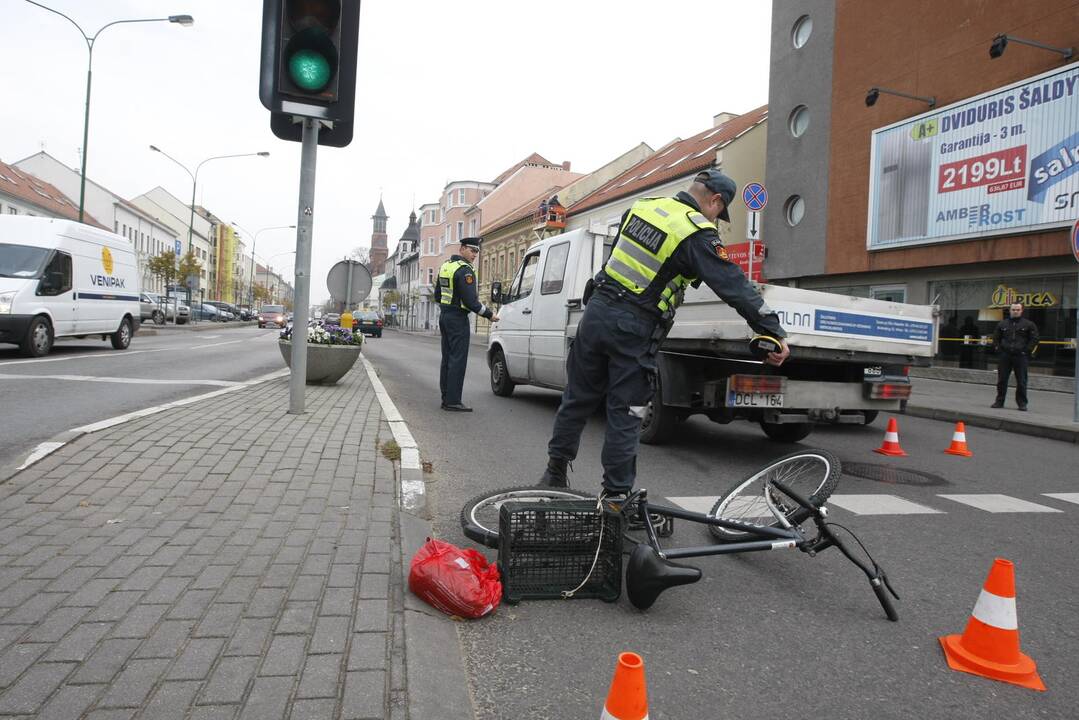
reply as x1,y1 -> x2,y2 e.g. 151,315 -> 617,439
498,500 -> 622,603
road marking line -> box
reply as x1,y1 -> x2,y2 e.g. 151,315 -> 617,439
826,494 -> 944,515
361,356 -> 424,511
16,442 -> 66,471
190,339 -> 245,349
1042,493 -> 1079,506
0,348 -> 168,366
0,373 -> 242,387
938,494 -> 1063,513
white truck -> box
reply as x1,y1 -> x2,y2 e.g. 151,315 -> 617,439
486,227 -> 938,443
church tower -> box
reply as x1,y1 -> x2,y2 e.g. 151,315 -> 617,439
370,197 -> 388,275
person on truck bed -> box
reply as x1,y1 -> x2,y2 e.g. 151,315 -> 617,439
539,169 -> 790,498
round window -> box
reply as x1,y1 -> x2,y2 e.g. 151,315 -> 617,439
785,195 -> 805,227
792,15 -> 813,48
788,105 -> 809,137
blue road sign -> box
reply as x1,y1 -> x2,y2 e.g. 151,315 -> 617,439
175,239 -> 182,256
743,182 -> 768,211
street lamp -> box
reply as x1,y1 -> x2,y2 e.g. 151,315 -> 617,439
149,147 -> 270,263
235,224 -> 295,309
24,1 -> 193,223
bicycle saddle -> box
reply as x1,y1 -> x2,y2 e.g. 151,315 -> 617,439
625,544 -> 702,610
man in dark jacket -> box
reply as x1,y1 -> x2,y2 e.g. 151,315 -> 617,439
991,302 -> 1038,410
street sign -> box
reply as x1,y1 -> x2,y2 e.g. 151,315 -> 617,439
746,211 -> 761,240
742,182 -> 768,211
326,260 -> 372,305
389,304 -> 398,312
1071,217 -> 1079,264
726,241 -> 765,282
174,239 -> 182,256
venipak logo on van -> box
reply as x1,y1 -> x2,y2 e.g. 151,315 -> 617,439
91,246 -> 125,289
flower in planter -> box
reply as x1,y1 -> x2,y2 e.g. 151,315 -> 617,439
280,322 -> 364,347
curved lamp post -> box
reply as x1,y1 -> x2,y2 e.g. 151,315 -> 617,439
24,1 -> 193,222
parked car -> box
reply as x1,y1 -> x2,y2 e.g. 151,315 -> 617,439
188,302 -> 221,322
204,301 -> 238,321
140,292 -> 189,325
239,306 -> 256,321
355,311 -> 383,338
323,312 -> 341,325
258,304 -> 287,328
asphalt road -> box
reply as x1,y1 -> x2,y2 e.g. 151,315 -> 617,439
0,325 -> 286,471
364,329 -> 1077,720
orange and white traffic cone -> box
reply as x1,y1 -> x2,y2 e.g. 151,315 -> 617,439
601,652 -> 649,719
944,421 -> 973,457
873,417 -> 907,457
939,558 -> 1045,691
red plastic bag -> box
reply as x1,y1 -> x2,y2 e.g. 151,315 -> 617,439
408,538 -> 501,619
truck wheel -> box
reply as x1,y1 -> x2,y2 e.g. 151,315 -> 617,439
862,410 -> 879,425
20,316 -> 53,357
639,375 -> 678,445
152,310 -> 165,325
490,348 -> 515,397
110,317 -> 132,350
759,421 -> 813,443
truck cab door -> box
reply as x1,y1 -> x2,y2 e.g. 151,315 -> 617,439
37,250 -> 76,336
495,251 -> 540,381
529,240 -> 574,387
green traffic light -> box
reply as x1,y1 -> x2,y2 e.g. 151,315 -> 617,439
288,49 -> 331,91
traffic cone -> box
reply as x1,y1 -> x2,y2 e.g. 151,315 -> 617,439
873,417 -> 907,456
944,421 -> 973,457
939,558 -> 1045,691
601,652 -> 649,720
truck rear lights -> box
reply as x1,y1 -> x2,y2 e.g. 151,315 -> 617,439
728,374 -> 786,394
867,382 -> 912,400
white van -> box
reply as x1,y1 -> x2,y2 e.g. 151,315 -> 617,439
0,216 -> 140,357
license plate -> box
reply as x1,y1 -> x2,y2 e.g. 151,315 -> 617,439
726,391 -> 784,408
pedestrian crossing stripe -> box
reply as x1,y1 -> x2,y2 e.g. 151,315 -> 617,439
667,493 -> 1073,516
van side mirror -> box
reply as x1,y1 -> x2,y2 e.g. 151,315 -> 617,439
490,281 -> 503,304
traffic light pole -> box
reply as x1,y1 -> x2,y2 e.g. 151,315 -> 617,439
288,118 -> 319,414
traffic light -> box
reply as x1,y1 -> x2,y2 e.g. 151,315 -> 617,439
260,0 -> 360,147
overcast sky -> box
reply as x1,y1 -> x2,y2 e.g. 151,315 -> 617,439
2,0 -> 773,303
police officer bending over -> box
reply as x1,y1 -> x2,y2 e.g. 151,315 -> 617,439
539,170 -> 790,497
437,237 -> 499,412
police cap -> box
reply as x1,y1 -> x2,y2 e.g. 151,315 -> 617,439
694,169 -> 737,222
460,237 -> 482,250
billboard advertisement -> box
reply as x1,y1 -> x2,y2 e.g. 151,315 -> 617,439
867,62 -> 1079,250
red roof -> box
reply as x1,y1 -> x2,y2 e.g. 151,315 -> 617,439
568,106 -> 768,216
491,152 -> 557,184
0,159 -> 109,230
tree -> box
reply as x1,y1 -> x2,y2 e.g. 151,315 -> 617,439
252,283 -> 272,303
178,251 -> 203,289
349,246 -> 373,273
147,251 -> 179,289
382,289 -> 400,310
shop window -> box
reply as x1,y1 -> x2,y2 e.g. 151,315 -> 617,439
871,285 -> 907,303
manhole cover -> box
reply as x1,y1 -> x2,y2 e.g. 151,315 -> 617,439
842,462 -> 948,487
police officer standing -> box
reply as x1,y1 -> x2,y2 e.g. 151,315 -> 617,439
991,302 -> 1038,410
437,237 -> 499,411
539,170 -> 790,496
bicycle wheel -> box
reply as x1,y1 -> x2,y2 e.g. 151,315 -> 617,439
708,449 -> 841,542
460,486 -> 596,549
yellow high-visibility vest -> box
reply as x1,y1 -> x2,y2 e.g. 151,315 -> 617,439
437,259 -> 472,309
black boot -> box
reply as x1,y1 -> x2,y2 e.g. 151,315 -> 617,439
538,458 -> 569,488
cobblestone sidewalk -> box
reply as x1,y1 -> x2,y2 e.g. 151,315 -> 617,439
0,368 -> 409,719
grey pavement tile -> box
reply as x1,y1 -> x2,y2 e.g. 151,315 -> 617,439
318,587 -> 354,618
218,576 -> 259,604
274,546 -> 306,565
364,537 -> 391,555
0,624 -> 27,654
287,576 -> 324,603
134,620 -> 195,659
118,565 -> 170,592
109,603 -> 169,639
192,564 -> 234,591
237,676 -> 293,720
97,658 -> 170,708
70,639 -> 140,684
327,563 -> 360,589
141,576 -> 192,605
296,653 -> 343,699
346,633 -> 386,671
275,602 -> 316,636
309,616 -> 350,655
261,564 -> 299,589
141,680 -> 202,720
165,554 -> 210,578
0,662 -> 76,714
342,670 -> 385,720
259,635 -> 307,677
85,707 -> 136,720
189,705 -> 237,720
291,698 -> 338,720
244,588 -> 286,619
45,622 -> 112,662
362,553 -> 390,576
24,606 -> 90,643
225,618 -> 273,657
193,603 -> 244,639
26,554 -> 82,580
0,579 -> 48,609
299,554 -> 331,577
3,592 -> 65,625
36,682 -> 104,720
168,638 -> 225,681
145,545 -> 188,567
86,592 -> 144,622
44,565 -> 98,594
96,556 -> 144,581
199,656 -> 259,705
352,600 -> 388,633
359,574 -> 389,600
0,642 -> 50,688
167,589 -> 216,621
62,579 -> 118,608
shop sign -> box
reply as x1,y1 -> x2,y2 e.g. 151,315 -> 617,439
867,62 -> 1079,250
989,283 -> 1057,308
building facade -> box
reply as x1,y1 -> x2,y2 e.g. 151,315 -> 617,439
369,199 -> 388,275
765,0 -> 1079,375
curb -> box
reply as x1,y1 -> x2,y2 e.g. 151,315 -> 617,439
904,404 -> 1079,444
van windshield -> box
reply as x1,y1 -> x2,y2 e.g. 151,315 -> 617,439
0,244 -> 52,278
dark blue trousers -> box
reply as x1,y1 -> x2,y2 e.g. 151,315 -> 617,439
547,294 -> 657,494
995,351 -> 1029,406
439,308 -> 471,406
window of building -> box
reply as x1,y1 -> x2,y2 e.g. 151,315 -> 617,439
784,195 -> 805,226
792,15 -> 812,48
470,218 -> 477,236
427,268 -> 433,284
540,242 -> 570,294
456,221 -> 463,241
458,189 -> 466,205
114,221 -> 119,232
871,285 -> 907,303
789,105 -> 809,138
7,207 -> 16,214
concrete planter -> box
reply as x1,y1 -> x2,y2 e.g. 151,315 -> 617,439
278,340 -> 362,385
